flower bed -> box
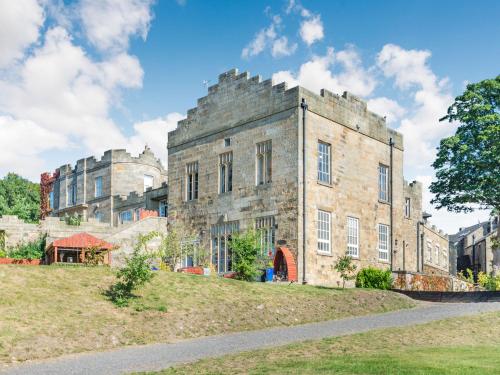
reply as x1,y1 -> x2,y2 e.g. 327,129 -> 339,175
0,258 -> 41,265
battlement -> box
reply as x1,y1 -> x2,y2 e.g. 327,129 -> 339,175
169,68 -> 299,149
300,86 -> 404,150
54,146 -> 165,177
114,190 -> 145,208
169,68 -> 404,150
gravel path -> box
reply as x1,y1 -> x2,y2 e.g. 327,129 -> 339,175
2,302 -> 500,375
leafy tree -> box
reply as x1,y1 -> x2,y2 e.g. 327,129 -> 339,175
334,255 -> 357,288
230,230 -> 262,281
155,223 -> 198,271
430,76 -> 499,235
0,173 -> 40,223
106,233 -> 157,307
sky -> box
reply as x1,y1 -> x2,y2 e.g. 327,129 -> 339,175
0,0 -> 499,233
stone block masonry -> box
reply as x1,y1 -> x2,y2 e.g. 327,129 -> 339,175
168,68 -> 450,286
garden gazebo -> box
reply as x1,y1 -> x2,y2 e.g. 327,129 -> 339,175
45,232 -> 114,265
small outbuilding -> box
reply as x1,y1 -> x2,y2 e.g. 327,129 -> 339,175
45,232 -> 115,265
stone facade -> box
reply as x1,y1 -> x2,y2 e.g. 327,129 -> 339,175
41,146 -> 168,226
167,68 -> 450,286
452,218 -> 499,275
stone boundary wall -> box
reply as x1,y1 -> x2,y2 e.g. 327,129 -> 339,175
394,290 -> 500,303
393,271 -> 474,292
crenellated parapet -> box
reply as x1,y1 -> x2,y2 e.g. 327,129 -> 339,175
300,87 -> 404,150
169,68 -> 299,149
169,68 -> 404,150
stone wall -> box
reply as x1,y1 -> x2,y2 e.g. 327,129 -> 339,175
106,216 -> 168,266
0,216 -> 40,249
422,224 -> 449,274
168,69 -> 300,258
167,68 -> 450,287
393,271 -> 474,292
45,147 -> 167,226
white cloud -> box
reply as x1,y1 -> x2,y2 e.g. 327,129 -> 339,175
271,36 -> 297,58
0,1 -> 181,179
272,47 -> 377,97
241,15 -> 282,59
79,0 -> 154,52
415,175 -> 491,234
377,44 -> 454,170
299,15 -> 323,46
0,0 -> 45,68
127,113 -> 184,168
0,116 -> 67,179
367,97 -> 406,124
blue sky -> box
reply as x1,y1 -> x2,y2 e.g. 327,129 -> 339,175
0,0 -> 499,232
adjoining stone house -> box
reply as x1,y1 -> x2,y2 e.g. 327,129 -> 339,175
167,68 -> 449,286
451,218 -> 499,276
40,146 -> 168,226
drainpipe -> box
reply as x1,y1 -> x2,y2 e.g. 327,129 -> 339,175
389,137 -> 394,272
301,98 -> 308,284
416,221 -> 424,272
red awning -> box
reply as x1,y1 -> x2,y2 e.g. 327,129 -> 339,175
50,232 -> 114,250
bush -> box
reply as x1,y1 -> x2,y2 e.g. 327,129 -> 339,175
356,267 -> 393,290
478,272 -> 500,291
106,233 -> 156,307
230,230 -> 262,281
64,213 -> 81,226
8,235 -> 46,260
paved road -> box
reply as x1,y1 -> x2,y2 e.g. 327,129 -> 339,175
2,302 -> 500,375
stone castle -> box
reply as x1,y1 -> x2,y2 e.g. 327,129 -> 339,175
1,68 -> 450,286
167,69 -> 449,285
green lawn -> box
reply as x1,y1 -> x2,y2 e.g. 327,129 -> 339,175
146,311 -> 500,374
0,265 -> 414,363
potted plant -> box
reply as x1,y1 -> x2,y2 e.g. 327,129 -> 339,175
196,247 -> 211,276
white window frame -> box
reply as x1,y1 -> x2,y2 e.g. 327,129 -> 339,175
186,162 -> 199,201
427,241 -> 432,263
378,164 -> 389,202
256,140 -> 272,185
95,176 -> 103,198
211,221 -> 239,273
318,141 -> 331,184
317,210 -> 331,254
378,223 -> 389,261
256,216 -> 276,257
219,152 -> 233,194
442,248 -> 447,268
435,245 -> 440,265
143,175 -> 154,192
404,197 -> 411,218
347,216 -> 359,258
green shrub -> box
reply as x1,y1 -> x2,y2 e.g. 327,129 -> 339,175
106,233 -> 156,307
356,267 -> 393,289
8,235 -> 46,260
230,230 -> 262,281
64,213 -> 81,226
478,272 -> 500,291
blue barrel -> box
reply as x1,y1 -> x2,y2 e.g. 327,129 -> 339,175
265,267 -> 274,282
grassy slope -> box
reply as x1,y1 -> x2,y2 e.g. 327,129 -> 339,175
151,311 -> 500,375
0,265 -> 414,363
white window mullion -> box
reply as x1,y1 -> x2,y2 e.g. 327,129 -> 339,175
347,217 -> 359,258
